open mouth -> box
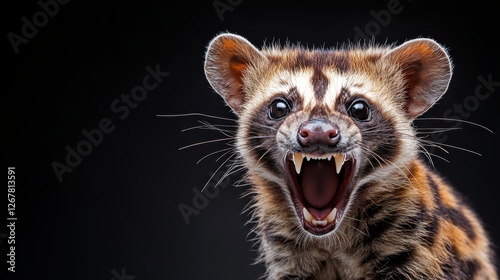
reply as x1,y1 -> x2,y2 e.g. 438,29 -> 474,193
285,152 -> 356,235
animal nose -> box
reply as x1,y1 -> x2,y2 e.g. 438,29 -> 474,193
297,119 -> 340,151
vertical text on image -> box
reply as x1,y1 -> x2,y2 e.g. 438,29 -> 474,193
7,167 -> 17,273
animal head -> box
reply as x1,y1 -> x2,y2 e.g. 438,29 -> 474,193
204,33 -> 452,236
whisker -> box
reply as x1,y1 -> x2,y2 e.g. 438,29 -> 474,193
180,120 -> 236,138
182,124 -> 235,135
235,178 -> 253,188
215,157 -> 240,187
246,135 -> 276,140
414,117 -> 493,133
415,127 -> 463,134
254,146 -> 274,170
178,137 -> 234,150
157,112 -> 237,122
201,153 -> 235,192
195,122 -> 238,128
198,120 -> 236,136
356,142 -> 383,167
338,215 -> 368,238
418,139 -> 450,154
385,130 -> 478,160
356,143 -> 418,191
423,151 -> 450,164
230,164 -> 247,174
196,147 -> 232,164
419,139 -> 482,157
415,142 -> 434,167
214,149 -> 235,162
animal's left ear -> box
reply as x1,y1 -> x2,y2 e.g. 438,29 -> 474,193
379,39 -> 452,119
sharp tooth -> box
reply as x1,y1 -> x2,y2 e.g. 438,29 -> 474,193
328,154 -> 333,161
326,208 -> 337,223
303,207 -> 313,223
334,154 -> 346,174
305,156 -> 311,161
293,153 -> 304,174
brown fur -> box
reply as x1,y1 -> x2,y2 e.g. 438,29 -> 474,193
204,33 -> 497,279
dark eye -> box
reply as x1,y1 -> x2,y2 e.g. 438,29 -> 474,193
348,100 -> 371,121
269,99 -> 291,120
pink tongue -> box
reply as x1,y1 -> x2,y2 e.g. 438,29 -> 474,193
301,159 -> 339,209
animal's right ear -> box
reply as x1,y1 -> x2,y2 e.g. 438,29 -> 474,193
204,33 -> 267,116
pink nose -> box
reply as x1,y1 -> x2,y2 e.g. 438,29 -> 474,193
297,119 -> 340,151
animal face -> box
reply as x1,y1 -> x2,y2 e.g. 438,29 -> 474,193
204,33 -> 451,236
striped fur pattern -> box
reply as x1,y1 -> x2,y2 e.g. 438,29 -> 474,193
204,33 -> 498,279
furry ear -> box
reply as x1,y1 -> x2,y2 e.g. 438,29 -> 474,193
380,38 -> 452,119
204,33 -> 267,115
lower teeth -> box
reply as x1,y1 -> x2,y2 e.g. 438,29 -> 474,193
312,220 -> 327,226
303,207 -> 337,227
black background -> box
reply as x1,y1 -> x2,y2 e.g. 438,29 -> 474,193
3,0 -> 499,279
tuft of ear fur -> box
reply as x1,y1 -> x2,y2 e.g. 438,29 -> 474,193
204,33 -> 267,115
380,38 -> 452,119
